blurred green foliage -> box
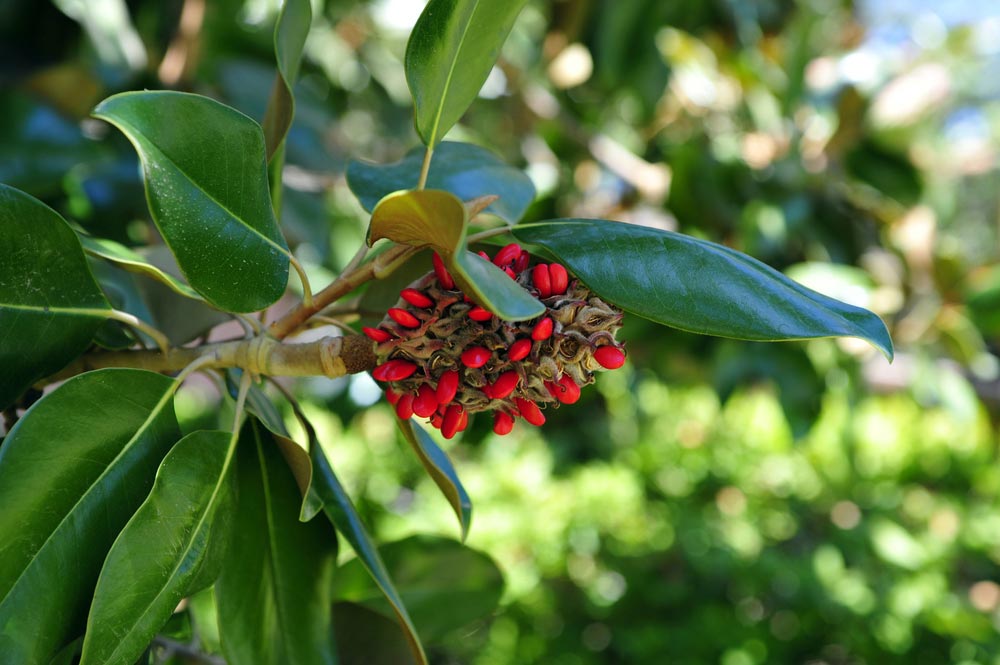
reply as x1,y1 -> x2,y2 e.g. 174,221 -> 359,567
5,0 -> 1000,662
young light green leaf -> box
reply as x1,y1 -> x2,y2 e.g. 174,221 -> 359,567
93,91 -> 290,312
405,0 -> 530,147
79,233 -> 204,301
215,420 -> 337,665
369,189 -> 543,321
263,0 -> 312,160
0,369 -> 180,665
305,428 -> 428,665
347,142 -> 535,223
332,535 -> 503,644
397,419 -> 472,541
80,430 -> 238,665
513,219 -> 894,360
0,184 -> 111,409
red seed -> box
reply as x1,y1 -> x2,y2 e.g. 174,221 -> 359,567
515,398 -> 546,426
514,251 -> 530,273
508,338 -> 532,362
545,374 -> 581,404
493,242 -> 521,267
594,345 -> 626,369
412,384 -> 439,418
468,306 -> 492,322
431,412 -> 444,429
477,250 -> 490,261
457,409 -> 469,432
461,346 -> 491,369
548,263 -> 569,295
363,326 -> 392,342
385,388 -> 401,405
532,264 -> 552,298
400,288 -> 434,309
490,371 -> 520,399
504,267 -> 517,279
482,383 -> 495,399
372,359 -> 418,382
531,317 -> 553,341
395,393 -> 414,420
493,411 -> 514,435
388,307 -> 420,329
433,252 -> 455,289
441,404 -> 465,439
436,370 -> 459,404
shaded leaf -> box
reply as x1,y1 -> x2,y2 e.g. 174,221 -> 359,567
93,91 -> 290,312
79,233 -> 204,301
333,535 -> 503,644
397,419 -> 472,540
88,258 -> 155,350
333,603 -> 416,665
263,0 -> 312,160
347,142 -> 535,223
0,184 -> 110,409
80,430 -> 238,665
0,369 -> 180,664
405,0 -> 529,147
215,419 -> 337,665
370,189 -> 543,321
513,219 -> 894,359
306,427 -> 427,665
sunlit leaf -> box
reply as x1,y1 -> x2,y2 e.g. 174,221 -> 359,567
0,184 -> 110,409
513,219 -> 893,359
347,142 -> 535,223
79,233 -> 204,301
370,190 -> 543,321
397,419 -> 472,541
0,369 -> 180,664
405,0 -> 529,147
216,420 -> 338,665
80,430 -> 238,665
93,91 -> 290,312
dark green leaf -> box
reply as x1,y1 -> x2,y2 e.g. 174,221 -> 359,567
333,535 -> 503,644
263,0 -> 312,160
347,142 -> 535,223
88,258 -> 156,350
0,369 -> 180,664
333,603 -> 417,665
92,91 -> 290,312
405,0 -> 529,147
0,184 -> 111,409
513,219 -> 894,359
397,419 -> 472,541
215,420 -> 337,665
369,190 -> 543,321
80,430 -> 238,665
79,234 -> 204,301
306,428 -> 427,665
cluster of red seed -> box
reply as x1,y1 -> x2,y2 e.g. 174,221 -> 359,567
364,243 -> 626,438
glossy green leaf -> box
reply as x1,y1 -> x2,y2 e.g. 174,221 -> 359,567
397,419 -> 472,541
513,219 -> 894,360
405,0 -> 529,147
370,190 -> 543,321
93,91 -> 290,312
88,259 -> 155,350
0,369 -> 180,664
79,233 -> 204,301
80,430 -> 238,665
305,427 -> 427,665
263,0 -> 311,160
347,142 -> 535,223
216,420 -> 337,665
0,184 -> 111,409
333,535 -> 503,644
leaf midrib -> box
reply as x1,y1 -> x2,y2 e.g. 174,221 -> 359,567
0,380 -> 176,611
99,114 -> 289,260
426,0 -> 481,147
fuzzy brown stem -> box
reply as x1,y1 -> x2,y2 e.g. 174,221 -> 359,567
43,334 -> 376,384
268,244 -> 417,340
